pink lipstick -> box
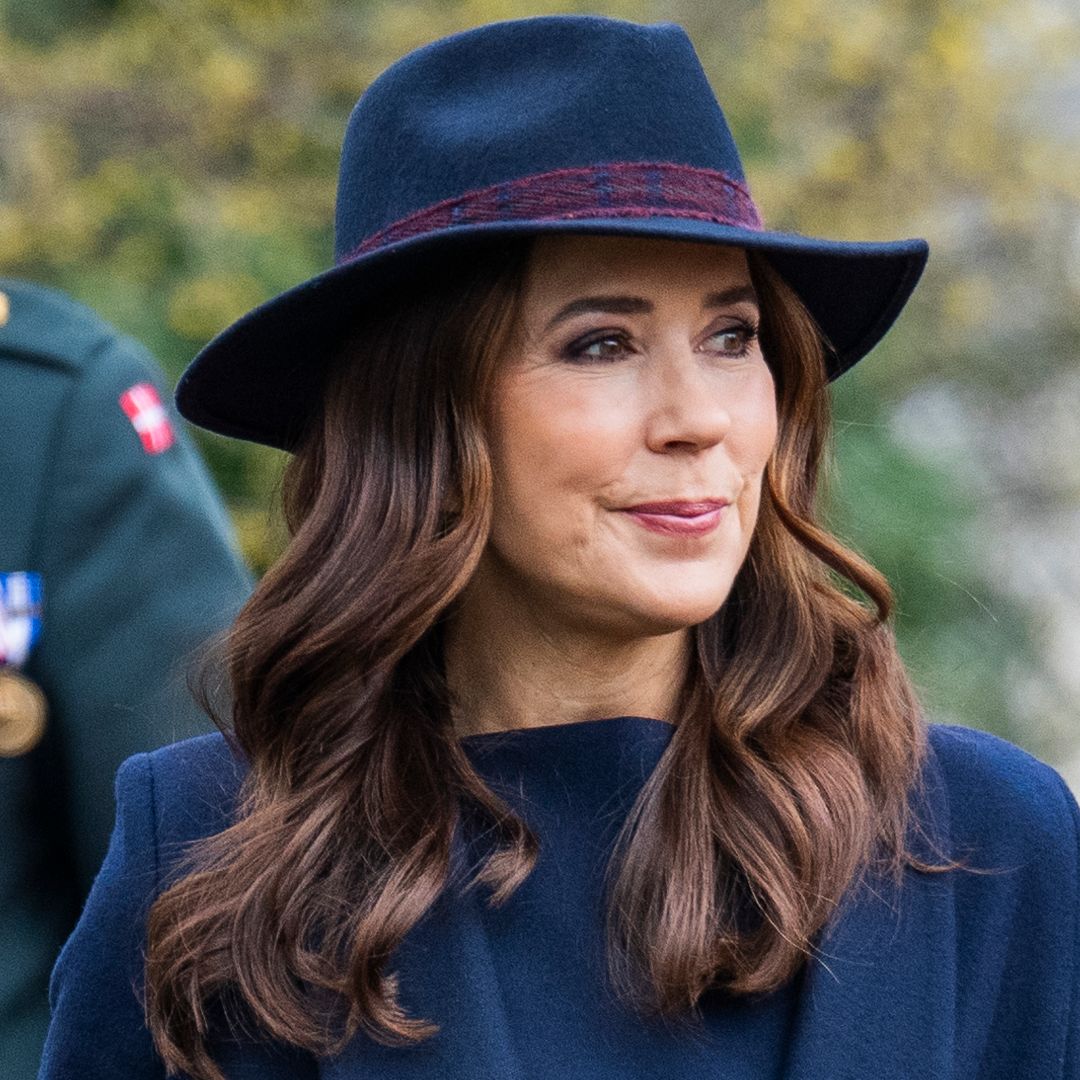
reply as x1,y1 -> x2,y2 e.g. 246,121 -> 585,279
620,500 -> 729,537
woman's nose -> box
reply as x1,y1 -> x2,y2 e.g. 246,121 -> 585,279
641,348 -> 733,453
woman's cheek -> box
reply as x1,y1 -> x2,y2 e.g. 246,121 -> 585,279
738,378 -> 779,473
516,379 -> 630,489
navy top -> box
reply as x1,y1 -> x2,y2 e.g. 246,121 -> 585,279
40,717 -> 1080,1078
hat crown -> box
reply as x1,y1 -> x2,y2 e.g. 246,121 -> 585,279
333,15 -> 747,262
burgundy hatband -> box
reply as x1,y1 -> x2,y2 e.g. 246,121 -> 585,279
341,162 -> 765,264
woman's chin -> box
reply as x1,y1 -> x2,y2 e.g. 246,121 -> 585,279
592,590 -> 731,637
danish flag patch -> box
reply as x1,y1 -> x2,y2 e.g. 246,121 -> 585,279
119,383 -> 175,454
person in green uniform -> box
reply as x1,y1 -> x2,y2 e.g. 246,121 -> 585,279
0,279 -> 252,1079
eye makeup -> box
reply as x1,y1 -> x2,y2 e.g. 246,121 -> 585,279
560,319 -> 760,364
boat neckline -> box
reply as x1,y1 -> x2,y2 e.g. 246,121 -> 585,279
456,714 -> 676,747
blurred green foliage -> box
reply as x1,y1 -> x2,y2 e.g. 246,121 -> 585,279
1,0 -> 1075,750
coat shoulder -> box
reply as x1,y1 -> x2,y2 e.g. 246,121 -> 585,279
0,277 -> 134,375
925,722 -> 1079,867
141,732 -> 251,862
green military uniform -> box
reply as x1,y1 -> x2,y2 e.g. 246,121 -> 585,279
0,280 -> 252,1078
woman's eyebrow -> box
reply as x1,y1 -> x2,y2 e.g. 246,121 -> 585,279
543,284 -> 759,333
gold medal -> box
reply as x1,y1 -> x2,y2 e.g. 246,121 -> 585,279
0,668 -> 47,757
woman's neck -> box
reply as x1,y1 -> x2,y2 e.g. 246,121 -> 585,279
443,569 -> 691,738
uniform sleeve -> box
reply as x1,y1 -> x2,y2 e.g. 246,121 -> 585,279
28,332 -> 253,892
39,752 -> 166,1079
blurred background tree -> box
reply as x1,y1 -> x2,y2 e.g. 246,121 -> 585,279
1,0 -> 1077,768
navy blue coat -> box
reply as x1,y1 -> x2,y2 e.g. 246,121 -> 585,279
39,717 -> 1080,1078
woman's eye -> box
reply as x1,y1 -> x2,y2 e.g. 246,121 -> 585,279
708,324 -> 759,356
563,333 -> 629,363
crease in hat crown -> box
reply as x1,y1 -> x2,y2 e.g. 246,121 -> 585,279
330,16 -> 752,264
175,13 -> 929,452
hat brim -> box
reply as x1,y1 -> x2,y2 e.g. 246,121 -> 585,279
176,217 -> 928,452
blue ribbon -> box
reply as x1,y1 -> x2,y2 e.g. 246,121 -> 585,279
0,572 -> 43,668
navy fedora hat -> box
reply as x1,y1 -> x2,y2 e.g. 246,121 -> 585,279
176,13 -> 929,452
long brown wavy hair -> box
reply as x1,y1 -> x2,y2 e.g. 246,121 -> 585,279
145,233 -> 961,1079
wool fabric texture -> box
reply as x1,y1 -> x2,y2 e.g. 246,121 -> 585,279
40,716 -> 1080,1079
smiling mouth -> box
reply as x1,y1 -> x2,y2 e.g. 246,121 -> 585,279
622,500 -> 730,516
618,502 -> 728,537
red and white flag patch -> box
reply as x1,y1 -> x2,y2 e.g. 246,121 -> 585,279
119,383 -> 175,454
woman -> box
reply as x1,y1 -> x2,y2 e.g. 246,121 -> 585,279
40,14 -> 1079,1080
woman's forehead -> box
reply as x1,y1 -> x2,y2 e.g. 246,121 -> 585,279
523,233 -> 752,301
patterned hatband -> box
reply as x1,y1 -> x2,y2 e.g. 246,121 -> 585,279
340,162 -> 765,264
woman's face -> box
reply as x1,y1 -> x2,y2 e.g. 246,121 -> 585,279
477,233 -> 778,638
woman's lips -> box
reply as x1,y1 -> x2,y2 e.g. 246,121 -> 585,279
619,501 -> 729,537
